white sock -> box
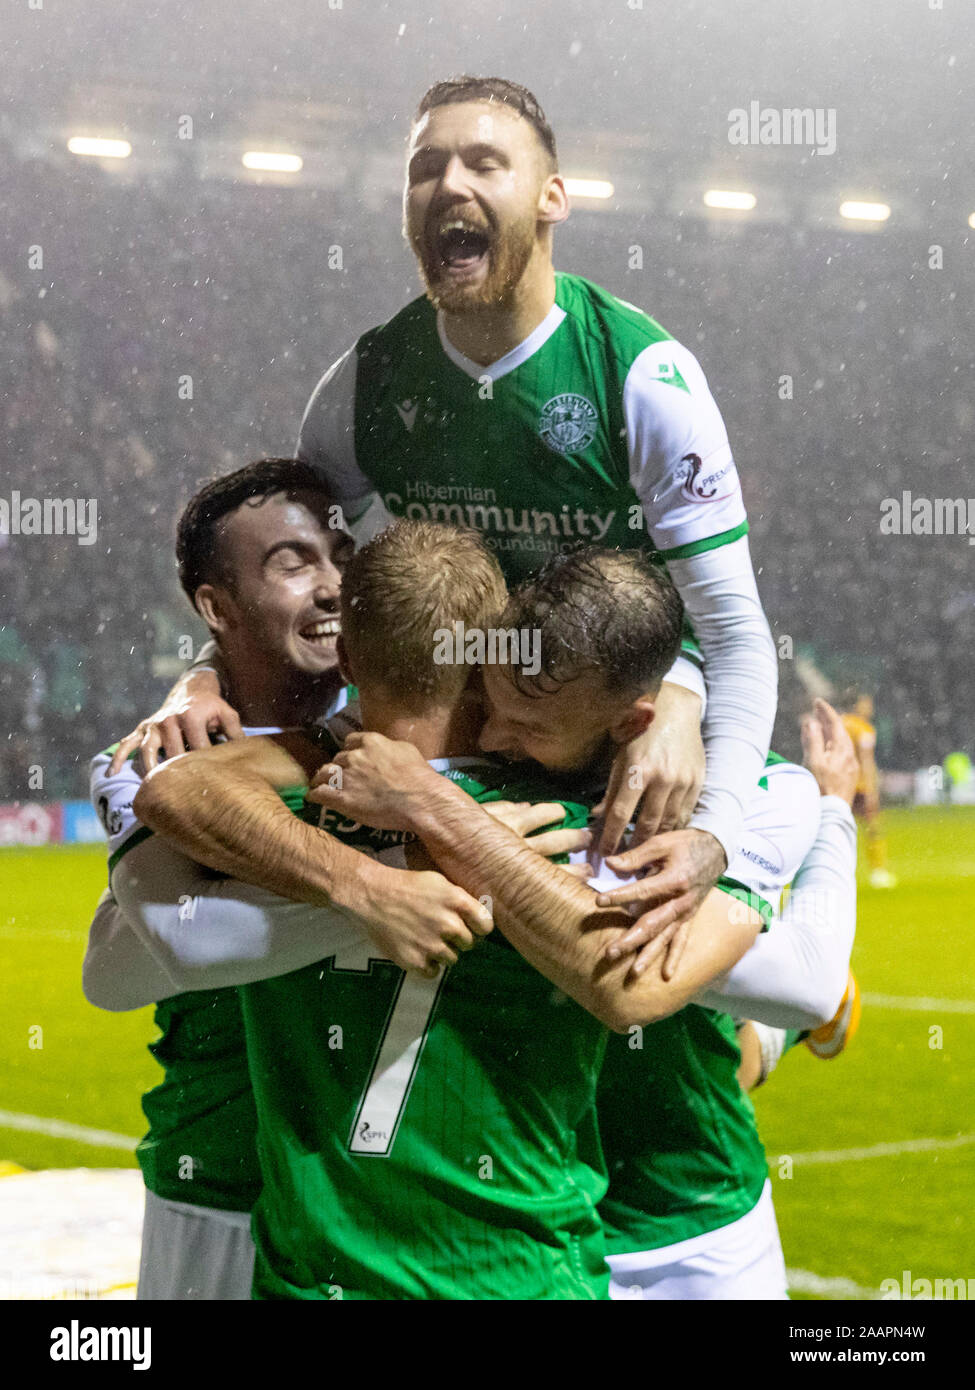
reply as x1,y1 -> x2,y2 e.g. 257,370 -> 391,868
750,1022 -> 789,1087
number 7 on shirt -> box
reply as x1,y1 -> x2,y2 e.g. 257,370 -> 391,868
331,942 -> 448,1157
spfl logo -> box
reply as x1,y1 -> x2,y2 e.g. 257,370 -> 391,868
95,795 -> 127,838
358,1119 -> 388,1146
539,393 -> 598,455
680,452 -> 735,503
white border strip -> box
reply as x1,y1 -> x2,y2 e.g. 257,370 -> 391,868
0,1109 -> 139,1151
787,1267 -> 881,1299
862,992 -> 975,1014
781,1133 -> 975,1165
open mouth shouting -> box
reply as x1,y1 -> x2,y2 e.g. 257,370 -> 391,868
433,217 -> 493,283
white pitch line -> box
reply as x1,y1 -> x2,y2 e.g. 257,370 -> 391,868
0,1109 -> 139,1151
0,925 -> 86,942
787,1267 -> 881,1300
862,992 -> 975,1014
779,1133 -> 975,1166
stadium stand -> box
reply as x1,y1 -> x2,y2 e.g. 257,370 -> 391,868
3,154 -> 973,796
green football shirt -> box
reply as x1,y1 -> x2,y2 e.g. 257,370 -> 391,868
597,1006 -> 768,1254
89,701 -> 356,1213
89,744 -> 275,1213
298,272 -> 750,669
243,757 -> 610,1302
595,754 -> 813,1253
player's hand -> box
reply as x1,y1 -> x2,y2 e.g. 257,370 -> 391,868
109,669 -> 243,774
801,698 -> 859,806
481,800 -> 593,861
352,861 -> 494,976
595,683 -> 705,859
307,731 -> 441,830
593,828 -> 727,980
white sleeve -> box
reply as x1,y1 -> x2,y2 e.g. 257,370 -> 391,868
669,537 -> 777,864
296,345 -> 392,543
694,798 -> 858,1028
623,339 -> 747,556
623,340 -> 775,865
82,889 -> 180,1013
659,653 -> 707,710
727,760 -> 822,903
112,834 -> 360,992
89,749 -> 146,863
188,636 -> 220,677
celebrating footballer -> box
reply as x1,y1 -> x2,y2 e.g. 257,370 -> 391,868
88,77 -> 863,1303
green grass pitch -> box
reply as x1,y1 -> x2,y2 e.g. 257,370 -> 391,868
1,808 -> 973,1298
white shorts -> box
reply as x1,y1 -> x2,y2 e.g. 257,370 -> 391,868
137,1188 -> 255,1300
606,1181 -> 788,1300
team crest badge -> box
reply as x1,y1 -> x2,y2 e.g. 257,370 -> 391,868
539,393 -> 598,455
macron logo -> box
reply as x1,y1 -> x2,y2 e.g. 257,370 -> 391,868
50,1321 -> 151,1371
395,399 -> 419,433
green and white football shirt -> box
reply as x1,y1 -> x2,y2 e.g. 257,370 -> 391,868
298,271 -> 780,870
298,272 -> 746,578
595,755 -> 820,1253
243,755 -> 610,1302
89,744 -> 276,1214
88,714 -> 351,1214
298,272 -> 748,670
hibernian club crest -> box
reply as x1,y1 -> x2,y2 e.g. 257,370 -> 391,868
539,393 -> 598,455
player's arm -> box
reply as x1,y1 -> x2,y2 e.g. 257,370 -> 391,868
694,801 -> 856,1028
95,795 -> 589,1005
89,735 -> 385,996
296,345 -> 392,544
108,643 -> 239,774
83,889 -> 181,1012
108,834 -> 369,993
83,841 -> 366,1006
309,734 -> 762,1032
695,700 -> 859,1027
593,341 -> 778,968
85,747 -> 223,1010
625,341 -> 777,865
133,731 -> 334,893
132,733 -> 492,974
88,740 -> 351,1008
668,539 -> 777,859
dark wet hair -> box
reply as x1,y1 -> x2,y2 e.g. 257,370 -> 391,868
176,458 -> 337,603
501,545 -> 684,697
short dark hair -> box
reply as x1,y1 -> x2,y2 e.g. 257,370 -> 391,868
501,546 -> 684,698
414,76 -> 558,169
175,458 -> 338,605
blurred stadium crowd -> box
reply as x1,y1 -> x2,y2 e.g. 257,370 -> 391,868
3,154 -> 972,796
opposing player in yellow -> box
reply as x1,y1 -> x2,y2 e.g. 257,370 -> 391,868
841,692 -> 895,889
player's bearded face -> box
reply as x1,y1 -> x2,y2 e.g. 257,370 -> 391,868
404,105 -> 546,313
410,201 -> 537,313
478,664 -> 617,774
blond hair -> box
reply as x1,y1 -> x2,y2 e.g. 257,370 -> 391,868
340,521 -> 508,705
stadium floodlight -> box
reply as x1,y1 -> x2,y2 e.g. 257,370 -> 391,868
563,178 -> 614,199
839,200 -> 891,222
67,137 -> 132,159
703,189 -> 757,211
241,151 -> 304,173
